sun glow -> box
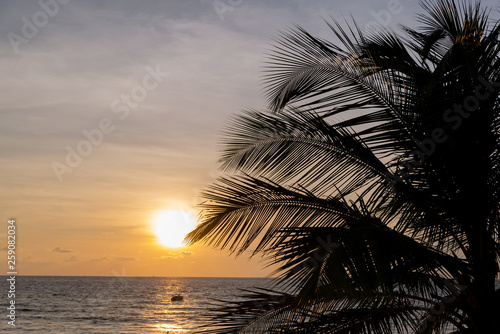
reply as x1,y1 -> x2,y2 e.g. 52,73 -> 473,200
152,210 -> 197,248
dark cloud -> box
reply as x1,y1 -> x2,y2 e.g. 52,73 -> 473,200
53,247 -> 72,253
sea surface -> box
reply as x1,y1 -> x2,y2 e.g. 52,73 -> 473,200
1,276 -> 499,333
0,276 -> 270,333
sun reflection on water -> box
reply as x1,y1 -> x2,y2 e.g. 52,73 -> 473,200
154,323 -> 185,332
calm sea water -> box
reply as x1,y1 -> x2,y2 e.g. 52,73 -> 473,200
1,276 -> 499,333
0,276 -> 269,333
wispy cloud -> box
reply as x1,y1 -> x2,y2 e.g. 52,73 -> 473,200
114,257 -> 137,262
53,247 -> 72,253
156,251 -> 194,261
3,0 -> 497,277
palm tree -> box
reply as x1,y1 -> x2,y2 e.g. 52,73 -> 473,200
187,0 -> 500,332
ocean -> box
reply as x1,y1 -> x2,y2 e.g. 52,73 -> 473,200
0,276 -> 269,333
2,276 -> 499,333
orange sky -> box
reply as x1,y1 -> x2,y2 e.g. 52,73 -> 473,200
2,167 -> 273,277
3,0 -> 496,277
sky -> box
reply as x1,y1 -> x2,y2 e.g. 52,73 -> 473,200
1,0 -> 498,277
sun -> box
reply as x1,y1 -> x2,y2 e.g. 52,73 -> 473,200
152,210 -> 197,248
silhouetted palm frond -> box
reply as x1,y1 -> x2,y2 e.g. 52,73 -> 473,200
187,0 -> 500,332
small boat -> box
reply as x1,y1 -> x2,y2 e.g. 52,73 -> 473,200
171,295 -> 183,301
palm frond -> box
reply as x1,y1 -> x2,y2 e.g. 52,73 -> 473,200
189,1 -> 500,332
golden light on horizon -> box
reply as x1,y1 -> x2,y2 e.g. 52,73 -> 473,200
152,209 -> 197,248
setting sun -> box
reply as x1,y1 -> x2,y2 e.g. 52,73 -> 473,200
152,209 -> 197,248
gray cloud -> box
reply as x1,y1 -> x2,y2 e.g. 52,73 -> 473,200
53,247 -> 72,253
1,0 -> 498,275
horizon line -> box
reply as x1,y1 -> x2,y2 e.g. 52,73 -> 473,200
0,274 -> 271,278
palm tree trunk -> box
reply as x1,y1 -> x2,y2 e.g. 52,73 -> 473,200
465,224 -> 500,332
